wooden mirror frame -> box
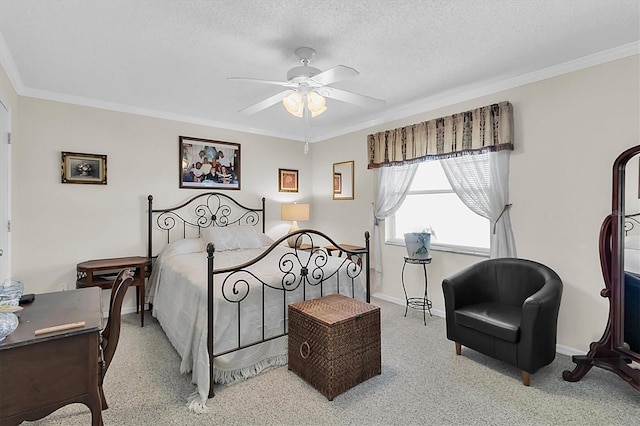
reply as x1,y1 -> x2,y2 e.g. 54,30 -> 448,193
563,144 -> 640,391
333,161 -> 354,200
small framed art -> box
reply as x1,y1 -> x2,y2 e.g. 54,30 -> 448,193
61,151 -> 107,185
333,172 -> 342,194
180,136 -> 241,190
278,168 -> 298,193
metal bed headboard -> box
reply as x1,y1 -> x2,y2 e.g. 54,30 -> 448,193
147,192 -> 265,259
625,212 -> 640,237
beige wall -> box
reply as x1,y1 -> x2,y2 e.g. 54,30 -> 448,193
312,55 -> 640,354
2,54 -> 638,354
10,97 -> 311,311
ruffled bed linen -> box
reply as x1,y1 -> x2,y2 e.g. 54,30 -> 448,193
149,241 -> 366,412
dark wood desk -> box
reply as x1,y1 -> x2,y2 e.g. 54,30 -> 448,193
0,288 -> 104,425
77,256 -> 150,326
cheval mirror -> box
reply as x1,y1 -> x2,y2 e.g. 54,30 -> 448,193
563,144 -> 640,391
333,161 -> 354,200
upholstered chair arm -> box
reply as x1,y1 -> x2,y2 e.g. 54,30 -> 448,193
518,276 -> 563,373
442,262 -> 494,311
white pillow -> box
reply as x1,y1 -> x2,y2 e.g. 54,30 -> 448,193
202,226 -> 264,251
625,248 -> 640,275
626,235 -> 640,250
258,232 -> 274,247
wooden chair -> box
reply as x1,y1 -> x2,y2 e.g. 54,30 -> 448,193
99,268 -> 134,410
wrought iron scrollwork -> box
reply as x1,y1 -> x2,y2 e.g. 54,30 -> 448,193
625,213 -> 639,236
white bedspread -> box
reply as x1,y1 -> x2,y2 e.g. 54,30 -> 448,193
149,242 -> 366,411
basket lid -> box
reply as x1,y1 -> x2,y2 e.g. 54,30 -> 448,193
289,294 -> 378,326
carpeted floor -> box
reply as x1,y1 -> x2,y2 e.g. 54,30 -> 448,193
27,297 -> 640,425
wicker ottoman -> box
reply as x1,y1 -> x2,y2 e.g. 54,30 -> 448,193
288,294 -> 381,400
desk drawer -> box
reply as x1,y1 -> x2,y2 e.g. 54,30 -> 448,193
0,332 -> 99,419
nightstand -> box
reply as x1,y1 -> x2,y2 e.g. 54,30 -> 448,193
76,256 -> 151,327
297,244 -> 321,252
325,244 -> 365,266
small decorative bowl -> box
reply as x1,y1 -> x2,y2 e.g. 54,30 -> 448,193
0,312 -> 19,342
0,277 -> 24,307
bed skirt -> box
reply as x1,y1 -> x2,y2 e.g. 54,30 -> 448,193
186,352 -> 289,413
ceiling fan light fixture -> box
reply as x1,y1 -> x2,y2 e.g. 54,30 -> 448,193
283,90 -> 327,118
282,92 -> 304,117
307,91 -> 327,117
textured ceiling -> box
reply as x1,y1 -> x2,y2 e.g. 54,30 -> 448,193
0,0 -> 638,142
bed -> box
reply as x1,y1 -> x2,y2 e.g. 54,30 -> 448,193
146,193 -> 370,412
624,213 -> 640,274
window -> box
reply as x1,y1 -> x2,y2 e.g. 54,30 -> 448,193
386,161 -> 490,255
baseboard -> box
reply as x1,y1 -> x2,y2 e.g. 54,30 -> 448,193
372,292 -> 585,358
102,303 -> 149,318
555,344 -> 584,357
371,292 -> 446,319
113,296 -> 587,357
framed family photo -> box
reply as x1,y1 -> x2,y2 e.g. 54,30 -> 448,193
180,136 -> 241,190
61,151 -> 107,185
278,168 -> 298,193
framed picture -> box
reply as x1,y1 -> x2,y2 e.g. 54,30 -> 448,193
333,172 -> 342,194
180,136 -> 240,190
61,151 -> 107,185
278,168 -> 298,193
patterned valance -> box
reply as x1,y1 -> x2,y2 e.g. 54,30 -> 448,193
367,101 -> 514,169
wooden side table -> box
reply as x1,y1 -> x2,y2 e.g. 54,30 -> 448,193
298,243 -> 321,252
76,256 -> 151,327
325,244 -> 365,266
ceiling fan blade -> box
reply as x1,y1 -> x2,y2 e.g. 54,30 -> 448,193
228,77 -> 295,88
238,90 -> 292,115
310,65 -> 359,86
319,87 -> 385,109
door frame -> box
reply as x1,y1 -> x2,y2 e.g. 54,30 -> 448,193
0,96 -> 11,281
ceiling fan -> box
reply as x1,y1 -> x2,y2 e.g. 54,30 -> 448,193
229,47 -> 385,118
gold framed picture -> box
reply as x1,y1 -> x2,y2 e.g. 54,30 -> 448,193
61,151 -> 107,185
333,172 -> 342,194
278,168 -> 298,193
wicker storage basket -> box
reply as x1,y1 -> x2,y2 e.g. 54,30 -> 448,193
288,294 -> 381,400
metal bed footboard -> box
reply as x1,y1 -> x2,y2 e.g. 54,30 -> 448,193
147,194 -> 370,400
206,229 -> 370,397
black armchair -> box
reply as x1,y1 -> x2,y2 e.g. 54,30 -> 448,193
442,258 -> 563,386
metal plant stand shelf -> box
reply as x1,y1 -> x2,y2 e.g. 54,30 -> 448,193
401,256 -> 433,325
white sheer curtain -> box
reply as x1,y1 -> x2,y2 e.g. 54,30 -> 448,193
372,164 -> 418,286
440,150 -> 516,258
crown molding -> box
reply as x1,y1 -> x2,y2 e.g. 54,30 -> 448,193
317,41 -> 640,141
19,86 -> 309,142
2,39 -> 638,143
0,31 -> 24,94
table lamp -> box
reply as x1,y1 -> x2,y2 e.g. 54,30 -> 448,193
281,203 -> 310,248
